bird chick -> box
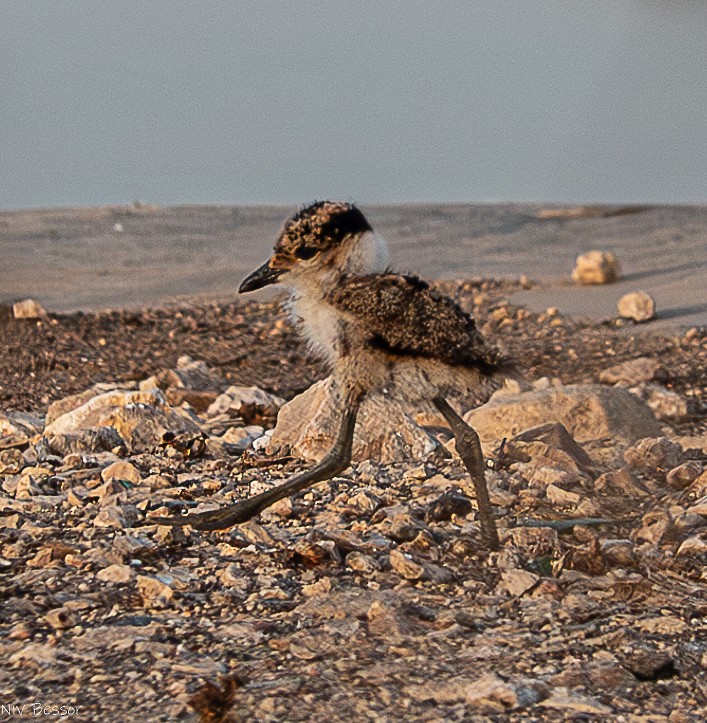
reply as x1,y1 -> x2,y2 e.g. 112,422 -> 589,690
153,201 -> 505,548
240,200 -> 503,407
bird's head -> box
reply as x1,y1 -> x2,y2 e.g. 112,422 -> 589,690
239,201 -> 389,294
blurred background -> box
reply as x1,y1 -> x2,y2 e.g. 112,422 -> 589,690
2,1 -> 706,210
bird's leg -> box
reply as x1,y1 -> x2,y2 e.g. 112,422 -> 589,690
148,394 -> 362,531
432,395 -> 500,550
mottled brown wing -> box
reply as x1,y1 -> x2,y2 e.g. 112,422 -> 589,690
328,274 -> 503,371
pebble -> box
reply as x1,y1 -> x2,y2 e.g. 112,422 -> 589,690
630,382 -> 694,421
666,461 -> 703,490
618,291 -> 656,322
633,511 -> 674,545
101,460 -> 141,484
599,357 -> 666,386
572,250 -> 621,285
600,539 -> 636,567
206,385 -> 284,419
346,551 -> 379,575
44,607 -> 78,630
301,578 -> 332,598
675,535 -> 707,557
624,437 -> 683,477
687,496 -> 707,518
96,563 -> 133,583
389,549 -> 425,581
137,575 -> 174,608
13,298 -> 47,319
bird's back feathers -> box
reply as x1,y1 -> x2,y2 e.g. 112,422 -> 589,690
327,273 -> 504,373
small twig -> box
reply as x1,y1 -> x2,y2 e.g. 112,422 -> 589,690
209,353 -> 247,368
239,449 -> 294,469
514,517 -> 618,532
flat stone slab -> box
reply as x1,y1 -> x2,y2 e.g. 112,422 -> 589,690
465,383 -> 662,448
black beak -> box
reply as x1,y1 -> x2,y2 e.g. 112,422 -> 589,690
239,260 -> 284,293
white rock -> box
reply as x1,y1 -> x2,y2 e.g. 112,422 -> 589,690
101,460 -> 141,484
462,673 -> 528,709
93,506 -> 129,529
389,549 -> 425,581
465,383 -> 661,452
572,251 -> 621,285
13,298 -> 47,319
666,461 -> 703,490
634,510 -> 674,545
629,383 -> 694,421
687,496 -> 707,518
45,383 -> 138,425
546,484 -> 582,507
594,467 -> 648,498
405,673 -> 541,711
96,563 -> 133,583
623,437 -> 683,476
301,578 -> 332,598
0,411 -> 43,440
206,385 -> 284,417
498,567 -> 540,597
218,427 -> 249,444
268,377 -> 438,463
497,549 -> 541,597
346,551 -> 379,575
14,474 -> 44,499
9,642 -> 57,667
252,431 -> 272,452
44,388 -> 200,453
676,535 -> 707,557
599,357 -> 666,386
137,574 -> 173,608
618,291 -> 656,322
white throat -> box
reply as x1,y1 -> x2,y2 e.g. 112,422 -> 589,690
344,231 -> 390,275
284,231 -> 390,365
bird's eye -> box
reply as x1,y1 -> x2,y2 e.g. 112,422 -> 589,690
295,246 -> 318,260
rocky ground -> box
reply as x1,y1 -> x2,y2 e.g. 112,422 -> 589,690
1,280 -> 706,722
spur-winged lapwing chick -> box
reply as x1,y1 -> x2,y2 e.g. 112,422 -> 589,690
153,201 -> 509,549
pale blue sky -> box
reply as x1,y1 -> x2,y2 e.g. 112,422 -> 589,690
1,1 -> 706,209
